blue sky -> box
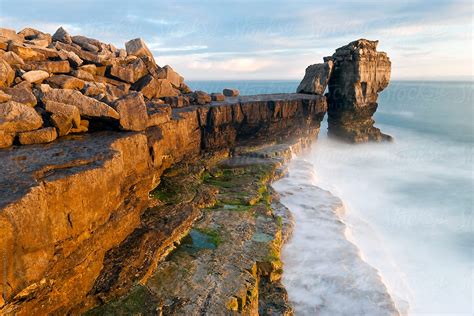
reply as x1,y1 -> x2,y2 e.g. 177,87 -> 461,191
1,0 -> 472,80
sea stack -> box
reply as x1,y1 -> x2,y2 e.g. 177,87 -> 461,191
297,39 -> 392,143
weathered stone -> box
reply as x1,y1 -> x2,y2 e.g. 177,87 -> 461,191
146,103 -> 171,127
52,27 -> 72,44
71,69 -> 94,81
327,39 -> 392,143
0,130 -> 14,148
211,93 -> 225,101
0,28 -> 23,42
18,127 -> 57,145
125,38 -> 156,65
223,88 -> 239,97
0,101 -> 43,132
54,42 -> 103,64
131,74 -> 157,99
79,64 -> 97,75
46,75 -> 85,90
0,58 -> 14,88
8,43 -> 46,62
113,92 -> 148,131
159,65 -> 182,88
44,101 -> 82,128
21,70 -> 49,83
162,95 -> 184,108
60,49 -> 83,67
71,35 -> 101,53
4,85 -> 37,107
43,89 -> 119,120
155,79 -> 179,98
19,28 -> 52,46
1,51 -> 25,66
297,60 -> 333,95
109,58 -> 148,83
180,82 -> 192,94
50,113 -> 72,136
23,60 -> 70,74
192,90 -> 211,105
0,91 -> 11,102
82,82 -> 106,97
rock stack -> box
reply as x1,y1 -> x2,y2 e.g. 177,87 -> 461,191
297,39 -> 392,143
0,27 -> 242,149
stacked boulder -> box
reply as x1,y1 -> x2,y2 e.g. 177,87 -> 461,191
0,26 -> 207,148
297,39 -> 392,143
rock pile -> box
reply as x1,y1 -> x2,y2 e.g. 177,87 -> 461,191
0,26 -> 241,148
297,39 -> 392,142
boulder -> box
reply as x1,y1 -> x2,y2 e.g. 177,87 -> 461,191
52,27 -> 72,44
0,58 -> 14,88
54,42 -> 103,64
23,60 -> 70,74
0,130 -> 14,148
60,49 -> 83,67
71,69 -> 94,81
180,82 -> 192,94
50,113 -> 72,136
1,51 -> 25,66
0,28 -> 23,42
0,91 -> 11,102
3,85 -> 37,106
159,65 -> 182,88
0,101 -> 43,132
146,103 -> 171,127
42,89 -> 119,120
155,79 -> 179,98
18,127 -> 57,145
162,96 -> 184,108
223,88 -> 239,97
44,100 -> 81,127
46,75 -> 85,90
125,38 -> 156,65
109,58 -> 148,83
192,91 -> 211,105
82,82 -> 106,97
71,35 -> 101,53
113,92 -> 148,131
8,43 -> 46,62
19,28 -> 52,45
211,93 -> 225,102
296,61 -> 333,95
79,64 -> 97,75
22,70 -> 49,83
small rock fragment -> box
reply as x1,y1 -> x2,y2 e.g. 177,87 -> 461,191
223,88 -> 239,97
22,70 -> 49,83
18,127 -> 57,145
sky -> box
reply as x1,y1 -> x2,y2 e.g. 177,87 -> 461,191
0,0 -> 472,80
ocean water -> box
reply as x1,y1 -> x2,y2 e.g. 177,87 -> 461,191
189,80 -> 474,315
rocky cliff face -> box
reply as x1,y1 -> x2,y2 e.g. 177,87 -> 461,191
0,92 -> 326,314
297,39 -> 392,143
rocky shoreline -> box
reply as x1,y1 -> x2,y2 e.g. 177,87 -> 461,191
1,26 -> 392,315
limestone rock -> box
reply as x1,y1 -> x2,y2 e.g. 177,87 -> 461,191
1,51 -> 25,67
180,82 -> 192,94
0,91 -> 11,103
23,60 -> 70,74
131,74 -> 158,99
125,38 -> 156,65
8,43 -> 46,62
18,127 -> 57,145
22,70 -> 49,83
50,113 -> 72,136
0,58 -> 14,88
0,130 -> 14,148
71,35 -> 101,53
0,28 -> 23,42
327,39 -> 392,142
3,85 -> 37,107
42,88 -> 119,120
44,100 -> 81,127
46,75 -> 85,90
159,65 -> 182,88
52,27 -> 72,44
79,64 -> 97,75
155,79 -> 179,98
113,92 -> 148,131
109,58 -> 148,83
223,88 -> 239,97
0,101 -> 43,132
146,103 -> 171,127
162,96 -> 184,108
211,93 -> 225,101
296,61 -> 333,95
71,69 -> 94,81
192,90 -> 211,105
82,82 -> 106,97
60,49 -> 83,67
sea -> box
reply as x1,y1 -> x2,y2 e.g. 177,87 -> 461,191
188,80 -> 474,316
